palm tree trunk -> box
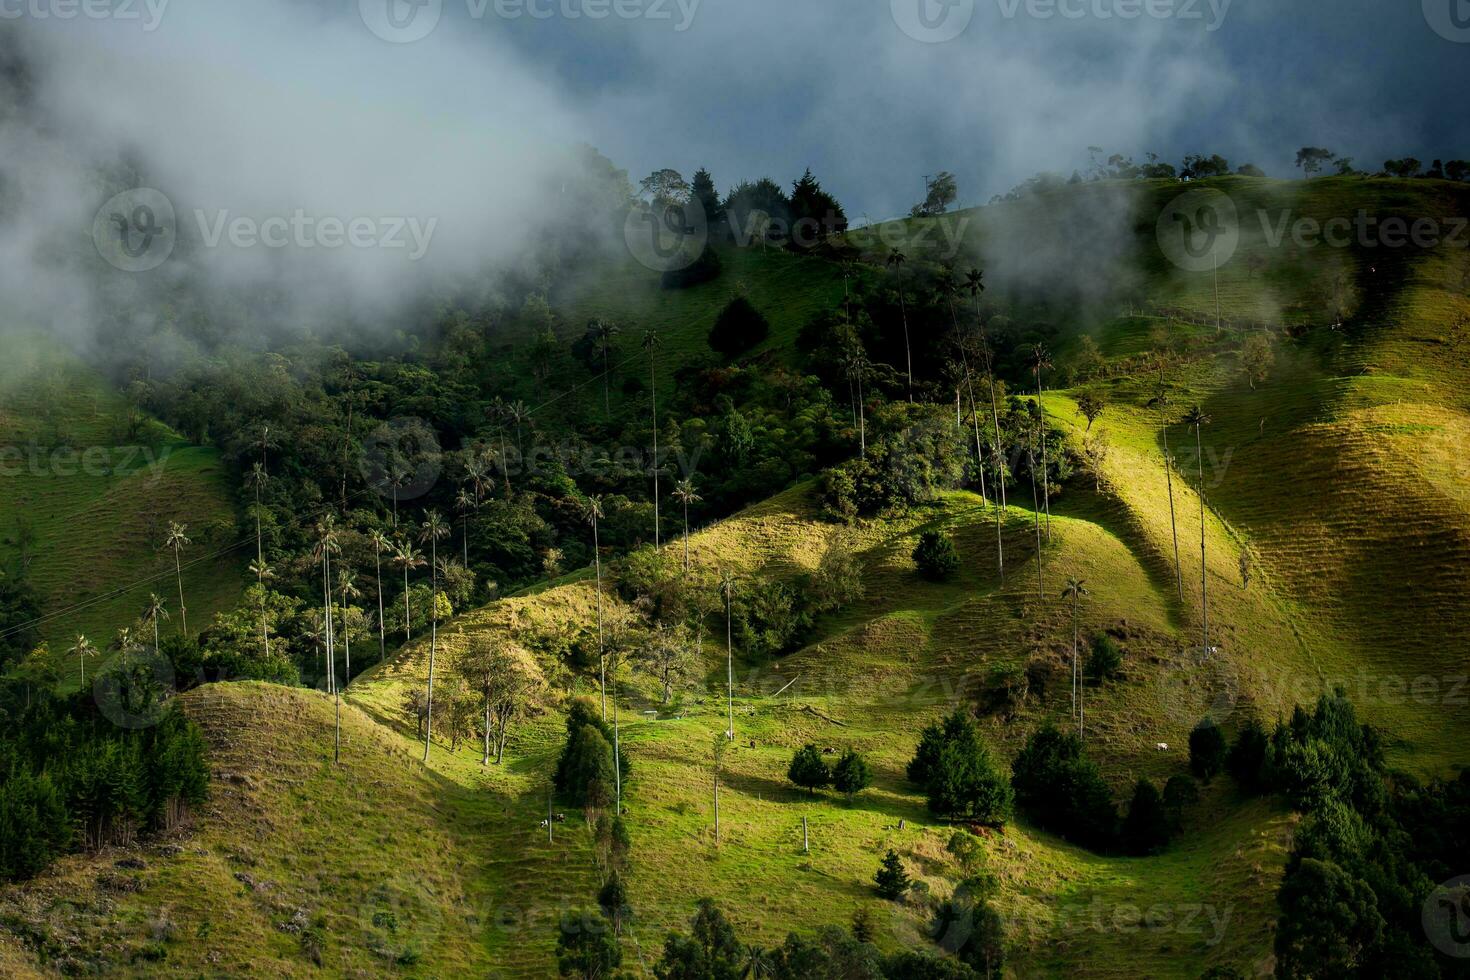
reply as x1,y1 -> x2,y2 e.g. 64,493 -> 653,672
683,502 -> 691,571
1196,426 -> 1209,655
594,517 -> 605,720
173,548 -> 187,636
1071,595 -> 1078,721
1030,445 -> 1044,601
423,541 -> 438,763
1036,369 -> 1052,542
726,589 -> 734,739
1162,427 -> 1185,602
376,549 -> 385,662
899,288 -> 913,401
651,358 -> 660,550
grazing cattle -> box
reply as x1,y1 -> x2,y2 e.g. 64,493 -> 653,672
539,819 -> 549,829
554,813 -> 566,823
1156,743 -> 1169,752
822,747 -> 835,755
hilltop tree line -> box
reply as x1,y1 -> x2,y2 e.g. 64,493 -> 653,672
989,145 -> 1470,202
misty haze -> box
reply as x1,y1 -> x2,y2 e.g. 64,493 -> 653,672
1,2 -> 1468,977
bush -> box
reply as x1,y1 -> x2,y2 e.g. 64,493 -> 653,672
1085,634 -> 1123,683
1010,725 -> 1117,850
1121,779 -> 1171,855
810,535 -> 865,614
913,530 -> 960,581
1189,718 -> 1227,783
832,749 -> 872,800
708,296 -> 769,357
1225,717 -> 1269,794
554,701 -> 629,807
874,849 -> 910,901
908,709 -> 1012,825
662,241 -> 723,290
787,744 -> 831,795
1161,774 -> 1199,831
729,579 -> 812,658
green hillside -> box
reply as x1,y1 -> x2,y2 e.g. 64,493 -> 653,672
2,176 -> 1468,977
0,334 -> 247,682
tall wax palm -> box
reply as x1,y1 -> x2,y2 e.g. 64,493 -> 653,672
1061,578 -> 1090,736
369,529 -> 391,662
1184,405 -> 1214,655
141,593 -> 168,653
465,453 -> 491,506
643,329 -> 663,549
672,478 -> 702,571
455,487 -> 475,566
112,625 -> 137,655
419,511 -> 450,763
841,343 -> 870,459
1031,345 -> 1054,541
508,400 -> 530,457
721,569 -> 736,740
968,267 -> 1009,540
582,494 -> 608,719
313,516 -> 340,694
1026,417 -> 1045,602
163,521 -> 191,635
886,248 -> 913,400
590,319 -> 620,417
393,538 -> 424,641
246,462 -> 268,569
68,634 -> 97,687
338,567 -> 361,687
248,558 -> 275,658
950,320 -> 989,508
1147,371 -> 1186,602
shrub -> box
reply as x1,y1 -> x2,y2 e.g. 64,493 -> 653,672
832,749 -> 872,800
1085,634 -> 1123,683
1010,725 -> 1117,850
1121,779 -> 1171,855
810,535 -> 865,613
1161,774 -> 1199,831
909,709 -> 1012,825
554,700 -> 629,806
730,579 -> 812,658
1226,717 -> 1269,794
913,530 -> 960,581
874,850 -> 910,901
662,241 -> 723,290
787,744 -> 831,795
1189,718 -> 1227,783
708,296 -> 769,357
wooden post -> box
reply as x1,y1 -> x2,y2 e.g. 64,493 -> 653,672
802,816 -> 809,854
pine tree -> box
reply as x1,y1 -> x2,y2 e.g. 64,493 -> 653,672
874,850 -> 911,901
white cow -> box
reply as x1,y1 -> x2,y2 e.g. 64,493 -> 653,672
1155,742 -> 1169,752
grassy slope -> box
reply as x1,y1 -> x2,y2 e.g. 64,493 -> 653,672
0,335 -> 246,680
3,177 -> 1467,977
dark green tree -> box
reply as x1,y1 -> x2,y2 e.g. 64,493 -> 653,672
556,908 -> 622,979
787,744 -> 832,796
1189,718 -> 1227,783
708,297 -> 771,358
913,530 -> 960,581
832,748 -> 872,801
874,850 -> 910,901
1121,778 -> 1171,855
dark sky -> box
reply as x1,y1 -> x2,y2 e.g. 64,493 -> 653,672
466,0 -> 1469,216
